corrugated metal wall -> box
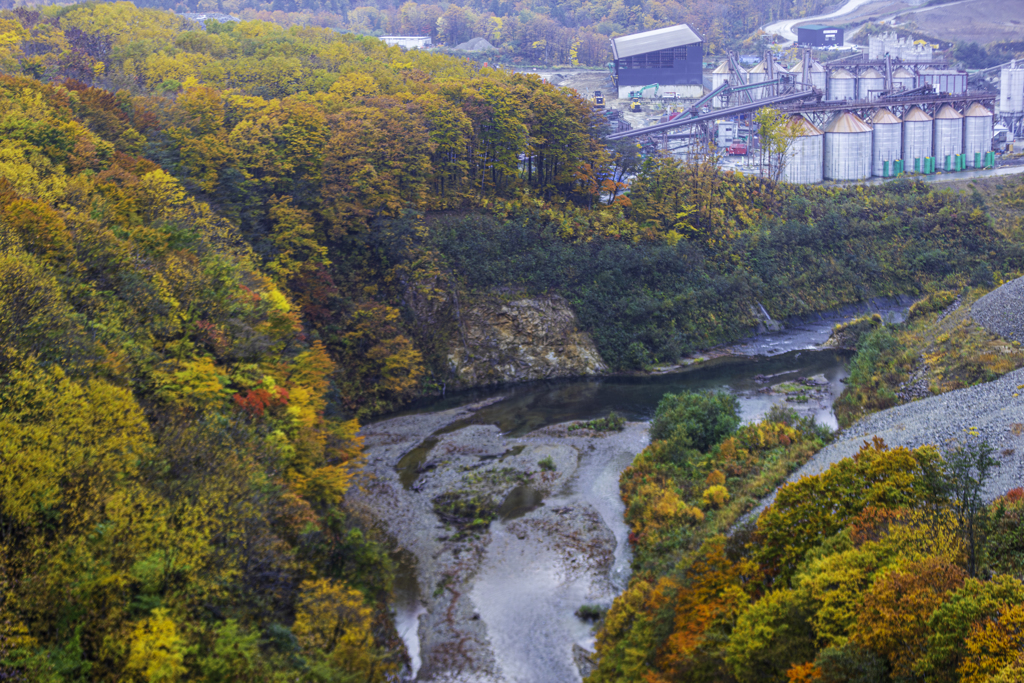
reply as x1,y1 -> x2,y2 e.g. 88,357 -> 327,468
858,75 -> 884,100
824,131 -> 872,180
934,118 -> 963,161
964,113 -> 993,168
827,71 -> 855,101
1000,68 -> 1024,114
872,122 -> 902,177
783,135 -> 823,184
903,120 -> 932,167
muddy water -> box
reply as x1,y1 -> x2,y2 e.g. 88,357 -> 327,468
386,300 -> 909,681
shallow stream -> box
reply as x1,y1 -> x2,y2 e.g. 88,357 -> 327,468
385,300 -> 908,681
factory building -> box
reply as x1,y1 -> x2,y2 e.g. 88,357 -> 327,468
796,25 -> 844,48
380,36 -> 432,49
868,33 -> 933,61
611,24 -> 704,100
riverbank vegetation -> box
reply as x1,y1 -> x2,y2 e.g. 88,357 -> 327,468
2,5 -> 1024,677
1,4 -> 1020,417
592,392 -> 1024,683
834,287 -> 1024,428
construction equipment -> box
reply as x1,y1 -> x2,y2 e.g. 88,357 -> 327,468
592,90 -> 605,110
629,83 -> 660,111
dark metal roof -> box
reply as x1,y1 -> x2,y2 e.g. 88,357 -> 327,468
611,24 -> 703,60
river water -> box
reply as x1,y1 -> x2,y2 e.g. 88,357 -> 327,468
387,300 -> 908,682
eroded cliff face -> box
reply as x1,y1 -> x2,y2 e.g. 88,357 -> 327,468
447,295 -> 606,386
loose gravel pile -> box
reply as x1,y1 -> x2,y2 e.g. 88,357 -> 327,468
742,367 -> 1024,523
970,276 -> 1024,343
742,276 -> 1024,525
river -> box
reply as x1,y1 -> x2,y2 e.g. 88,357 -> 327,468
369,300 -> 908,682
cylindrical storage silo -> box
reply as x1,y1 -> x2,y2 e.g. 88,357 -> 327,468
999,65 -> 1024,115
782,115 -> 824,184
823,111 -> 872,181
746,60 -> 769,99
858,67 -> 885,100
869,108 -> 902,177
963,102 -> 993,168
711,60 -> 737,107
933,104 -> 964,168
903,105 -> 933,172
892,66 -> 915,92
808,61 -> 827,92
827,68 -> 856,101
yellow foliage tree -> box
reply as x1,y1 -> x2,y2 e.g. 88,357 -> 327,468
126,608 -> 191,683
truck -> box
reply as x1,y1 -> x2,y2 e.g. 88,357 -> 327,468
726,140 -> 748,155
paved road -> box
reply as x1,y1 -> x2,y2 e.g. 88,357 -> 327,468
762,0 -> 877,44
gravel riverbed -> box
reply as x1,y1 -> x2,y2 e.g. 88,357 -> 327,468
352,402 -> 648,682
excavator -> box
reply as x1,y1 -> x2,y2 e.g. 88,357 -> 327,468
629,83 -> 659,112
592,90 -> 605,110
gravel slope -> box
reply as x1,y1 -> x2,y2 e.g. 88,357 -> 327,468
743,367 -> 1024,522
744,276 -> 1024,523
971,277 -> 1024,344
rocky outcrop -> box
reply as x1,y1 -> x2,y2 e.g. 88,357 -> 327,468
820,313 -> 883,349
448,295 -> 606,386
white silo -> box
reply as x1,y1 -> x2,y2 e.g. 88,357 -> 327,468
747,60 -> 769,99
823,111 -> 872,181
808,60 -> 827,92
711,60 -> 738,107
827,68 -> 856,101
903,105 -> 933,171
788,59 -> 826,93
869,108 -> 902,177
1000,63 -> 1024,115
963,102 -> 993,168
933,104 -> 964,169
858,67 -> 885,100
783,115 -> 824,184
892,66 -> 916,92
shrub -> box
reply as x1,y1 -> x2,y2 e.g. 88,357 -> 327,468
538,456 -> 556,472
576,604 -> 605,622
650,391 -> 740,459
568,411 -> 627,432
908,290 -> 958,320
703,485 -> 729,508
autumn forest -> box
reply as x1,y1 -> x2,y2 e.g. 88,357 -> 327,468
2,1 -> 1024,681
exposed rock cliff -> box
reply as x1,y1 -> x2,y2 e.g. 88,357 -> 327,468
447,295 -> 606,386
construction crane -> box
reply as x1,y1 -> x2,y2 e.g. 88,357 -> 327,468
629,83 -> 660,112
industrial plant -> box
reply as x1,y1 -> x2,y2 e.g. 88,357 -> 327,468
600,24 -> 1024,185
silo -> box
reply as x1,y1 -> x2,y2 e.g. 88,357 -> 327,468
746,60 -> 768,99
933,104 -> 963,169
782,115 -> 824,184
1000,63 -> 1024,115
808,60 -> 827,92
903,105 -> 933,171
788,60 -> 826,93
869,108 -> 902,177
892,66 -> 916,92
963,102 -> 993,168
711,60 -> 738,107
823,111 -> 872,180
827,68 -> 856,101
858,67 -> 885,100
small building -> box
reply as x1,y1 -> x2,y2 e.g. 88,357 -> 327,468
380,36 -> 432,50
611,24 -> 704,100
179,12 -> 241,27
797,25 -> 844,48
